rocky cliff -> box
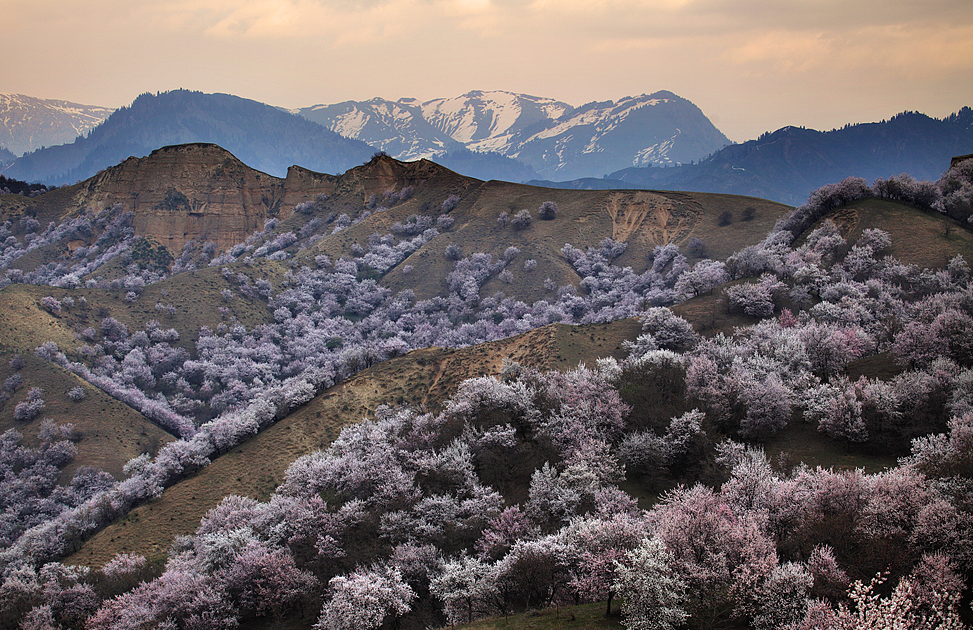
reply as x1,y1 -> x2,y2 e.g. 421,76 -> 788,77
62,143 -> 464,255
72,144 -> 285,253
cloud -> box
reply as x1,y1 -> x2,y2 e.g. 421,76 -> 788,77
1,0 -> 970,142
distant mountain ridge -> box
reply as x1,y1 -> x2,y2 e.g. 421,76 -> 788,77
2,91 -> 375,185
0,93 -> 114,156
537,108 -> 973,205
297,90 -> 730,179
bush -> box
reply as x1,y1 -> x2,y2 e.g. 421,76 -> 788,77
441,194 -> 461,213
4,373 -> 23,392
444,244 -> 462,261
539,201 -> 558,220
511,210 -> 533,230
14,388 -> 45,421
40,296 -> 61,315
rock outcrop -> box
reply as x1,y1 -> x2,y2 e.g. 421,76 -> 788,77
72,144 -> 289,253
62,144 -> 468,255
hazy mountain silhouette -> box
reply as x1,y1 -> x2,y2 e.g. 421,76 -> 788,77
598,108 -> 973,205
3,90 -> 375,184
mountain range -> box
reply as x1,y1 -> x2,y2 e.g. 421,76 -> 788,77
296,90 -> 729,179
1,89 -> 730,186
0,91 -> 376,185
1,89 -> 970,206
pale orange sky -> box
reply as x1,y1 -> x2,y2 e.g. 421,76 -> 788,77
4,0 -> 972,142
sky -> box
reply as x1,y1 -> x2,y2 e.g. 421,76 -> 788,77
3,0 -> 972,143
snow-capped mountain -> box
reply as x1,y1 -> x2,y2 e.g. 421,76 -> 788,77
296,90 -> 729,180
296,98 -> 460,161
0,94 -> 114,156
2,90 -> 374,185
419,90 -> 573,144
492,91 -> 731,179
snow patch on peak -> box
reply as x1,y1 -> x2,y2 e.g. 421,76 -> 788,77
0,93 -> 114,155
634,131 -> 682,166
332,109 -> 369,138
421,91 -> 572,145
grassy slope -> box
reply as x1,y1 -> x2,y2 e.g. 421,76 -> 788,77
66,323 -> 576,566
0,264 -> 286,485
65,314 -> 657,567
455,603 -> 623,630
286,157 -> 792,304
829,197 -> 973,267
0,350 -> 174,481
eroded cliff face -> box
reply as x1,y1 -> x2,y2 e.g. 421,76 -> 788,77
73,144 -> 287,253
282,165 -> 338,209
66,144 -> 460,255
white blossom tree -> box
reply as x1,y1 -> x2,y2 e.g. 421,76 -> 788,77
613,537 -> 688,630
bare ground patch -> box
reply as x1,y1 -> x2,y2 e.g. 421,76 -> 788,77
604,191 -> 701,248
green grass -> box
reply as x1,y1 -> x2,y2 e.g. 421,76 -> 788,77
762,421 -> 899,474
456,603 -> 623,630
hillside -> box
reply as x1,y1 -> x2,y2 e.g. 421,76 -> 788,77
0,148 -> 961,567
0,144 -> 788,487
0,346 -> 174,481
64,318 -> 647,567
0,145 -> 971,630
2,90 -> 374,185
0,144 -> 792,294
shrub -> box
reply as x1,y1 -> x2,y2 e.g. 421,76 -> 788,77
4,373 -> 23,392
539,201 -> 559,220
444,244 -> 462,261
441,194 -> 461,213
511,210 -> 533,230
686,237 -> 705,257
40,296 -> 62,315
14,388 -> 45,421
